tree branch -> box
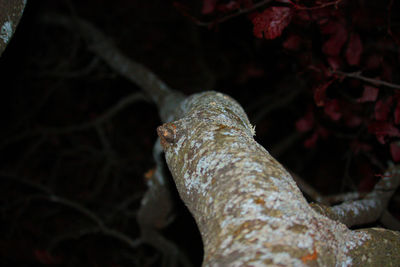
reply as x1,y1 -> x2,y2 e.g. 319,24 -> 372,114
157,91 -> 400,266
333,70 -> 400,90
329,165 -> 400,227
42,14 -> 185,122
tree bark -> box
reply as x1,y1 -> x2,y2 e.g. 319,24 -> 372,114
158,91 -> 400,266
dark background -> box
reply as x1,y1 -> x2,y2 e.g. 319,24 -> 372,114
0,0 -> 399,266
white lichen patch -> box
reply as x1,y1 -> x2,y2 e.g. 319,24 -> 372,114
331,198 -> 378,217
0,21 -> 13,44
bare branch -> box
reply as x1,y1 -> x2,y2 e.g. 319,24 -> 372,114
175,0 -> 273,27
328,165 -> 400,227
0,174 -> 142,251
333,70 -> 400,90
42,14 -> 185,116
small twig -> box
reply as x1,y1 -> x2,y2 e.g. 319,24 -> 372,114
42,92 -> 147,134
0,92 -> 146,150
290,0 -> 343,10
176,0 -> 273,27
0,174 -> 142,251
42,14 -> 176,109
333,70 -> 400,90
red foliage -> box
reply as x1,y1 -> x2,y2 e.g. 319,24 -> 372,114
252,7 -> 292,39
296,108 -> 314,132
374,96 -> 393,121
202,0 -> 217,14
324,99 -> 341,121
326,56 -> 341,70
344,114 -> 363,127
365,54 -> 382,70
390,142 -> 400,162
320,20 -> 348,57
304,131 -> 319,148
345,33 -> 363,66
283,34 -> 301,51
357,85 -> 379,103
304,127 -> 329,148
313,79 -> 334,106
394,100 -> 400,124
368,121 -> 400,144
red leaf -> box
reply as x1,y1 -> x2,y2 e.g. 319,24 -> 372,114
390,142 -> 400,162
304,131 -> 319,148
365,54 -> 382,70
357,85 -> 379,103
326,57 -> 341,71
283,34 -> 301,51
368,121 -> 400,144
374,96 -> 393,121
324,99 -> 341,121
346,33 -> 363,66
252,7 -> 292,39
314,80 -> 333,107
202,0 -> 217,14
303,127 -> 329,148
394,100 -> 400,124
321,21 -> 348,56
345,114 -> 363,127
296,108 -> 314,132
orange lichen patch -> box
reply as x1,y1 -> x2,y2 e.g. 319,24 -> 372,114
254,198 -> 265,205
144,168 -> 156,180
301,247 -> 318,263
233,221 -> 252,238
217,124 -> 228,130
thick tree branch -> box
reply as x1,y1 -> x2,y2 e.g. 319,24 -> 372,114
157,91 -> 400,266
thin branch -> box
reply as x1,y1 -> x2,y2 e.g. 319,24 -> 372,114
176,0 -> 273,27
0,92 -> 146,150
333,70 -> 400,90
42,14 -> 177,109
290,0 -> 344,10
42,92 -> 147,134
0,174 -> 142,250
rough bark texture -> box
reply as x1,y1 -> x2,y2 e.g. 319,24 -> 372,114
158,91 -> 400,266
0,0 -> 25,56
